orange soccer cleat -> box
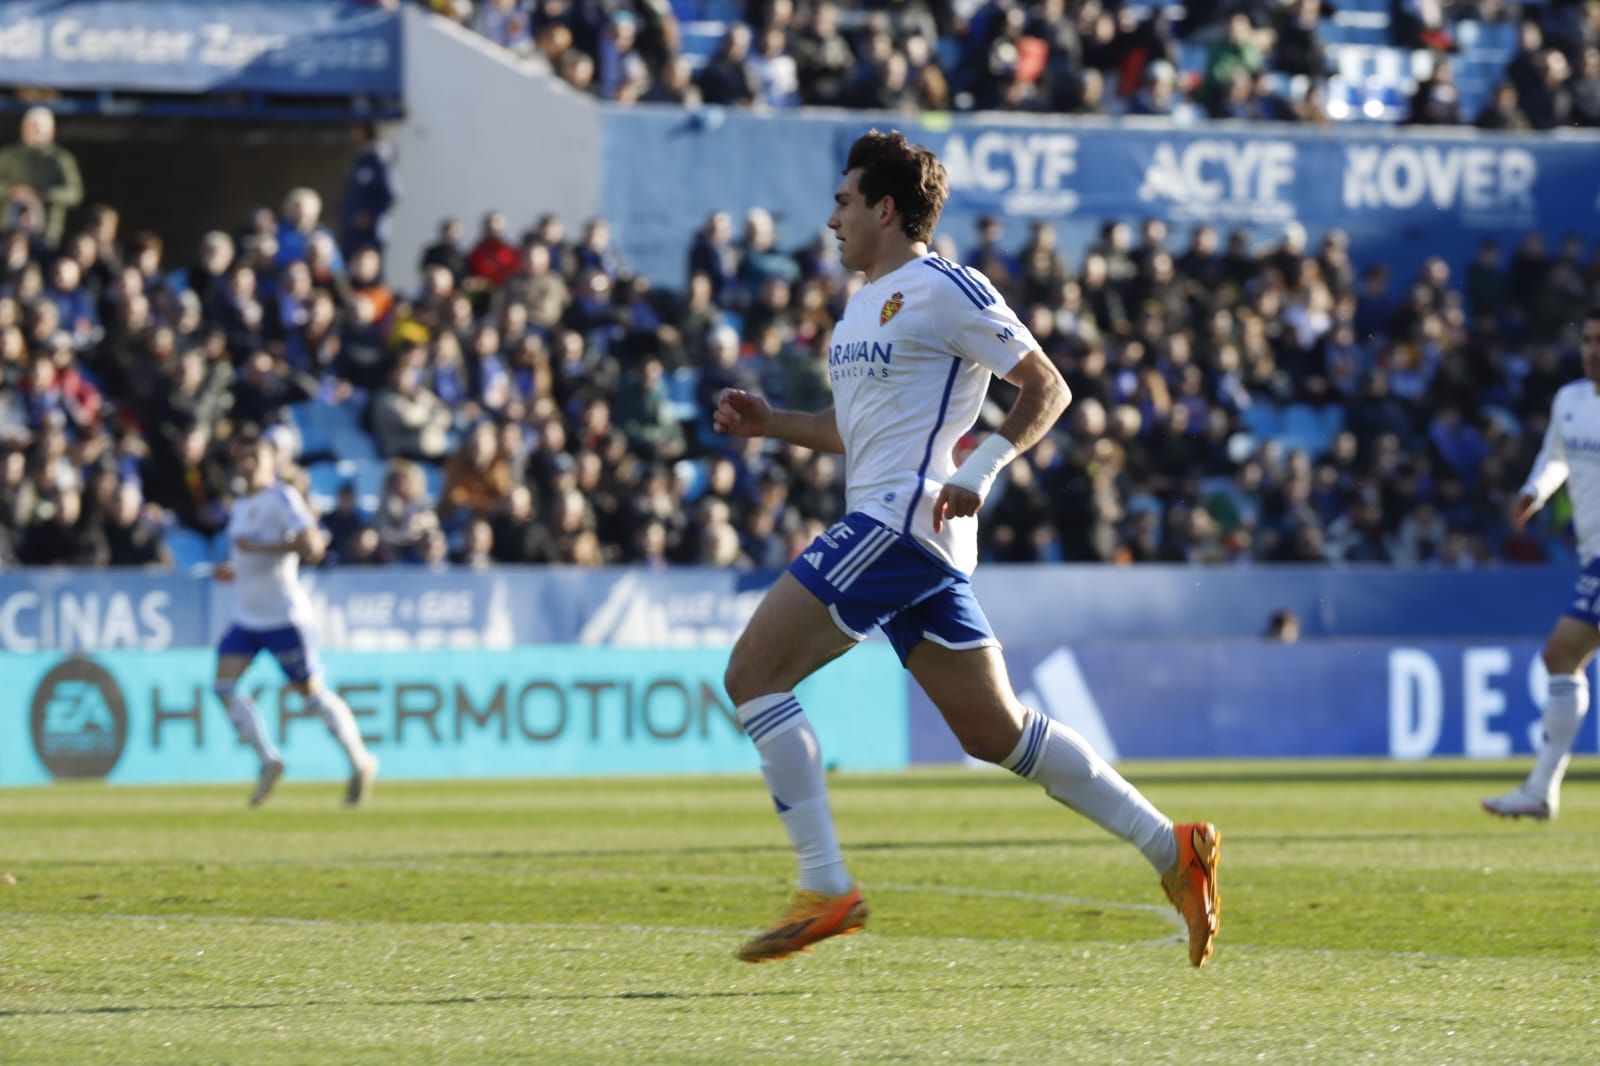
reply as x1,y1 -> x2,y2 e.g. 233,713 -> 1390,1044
736,886 -> 870,963
1161,821 -> 1221,968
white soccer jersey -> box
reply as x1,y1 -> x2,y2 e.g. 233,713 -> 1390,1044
827,254 -> 1039,574
226,483 -> 317,629
1523,379 -> 1600,562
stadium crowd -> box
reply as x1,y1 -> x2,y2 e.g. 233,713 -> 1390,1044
421,0 -> 1600,129
0,106 -> 1595,571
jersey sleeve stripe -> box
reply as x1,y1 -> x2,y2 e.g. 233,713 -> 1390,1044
902,356 -> 964,536
956,262 -> 1000,303
923,257 -> 993,309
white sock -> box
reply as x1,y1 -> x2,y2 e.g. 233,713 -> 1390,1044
1526,673 -> 1588,802
1003,708 -> 1177,873
217,682 -> 280,764
737,692 -> 852,896
308,687 -> 371,769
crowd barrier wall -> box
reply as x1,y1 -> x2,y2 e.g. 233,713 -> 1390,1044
0,567 -> 1583,784
0,566 -> 1575,653
5,635 -> 1583,786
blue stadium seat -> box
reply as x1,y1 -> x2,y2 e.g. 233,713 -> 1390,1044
166,527 -> 213,571
289,401 -> 335,458
351,458 -> 389,510
1241,404 -> 1281,439
680,21 -> 726,70
306,461 -> 347,511
666,366 -> 700,422
1277,404 -> 1346,456
331,423 -> 380,463
1177,42 -> 1206,77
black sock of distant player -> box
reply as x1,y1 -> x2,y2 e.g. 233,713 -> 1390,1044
1002,708 -> 1176,873
736,693 -> 853,896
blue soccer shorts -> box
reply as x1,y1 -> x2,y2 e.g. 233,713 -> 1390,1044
217,623 -> 322,684
1565,558 -> 1600,626
788,512 -> 1000,666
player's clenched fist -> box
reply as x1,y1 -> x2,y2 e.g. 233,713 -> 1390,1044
931,483 -> 982,533
713,389 -> 771,437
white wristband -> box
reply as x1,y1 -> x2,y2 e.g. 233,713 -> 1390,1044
945,434 -> 1018,500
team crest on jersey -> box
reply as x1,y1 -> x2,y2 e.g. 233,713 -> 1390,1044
879,291 -> 905,326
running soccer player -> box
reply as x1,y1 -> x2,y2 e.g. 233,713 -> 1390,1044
214,434 -> 378,808
714,130 -> 1220,967
1483,307 -> 1600,821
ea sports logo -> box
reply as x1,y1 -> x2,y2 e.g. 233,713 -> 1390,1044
29,657 -> 128,779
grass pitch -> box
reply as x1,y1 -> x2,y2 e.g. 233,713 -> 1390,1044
2,761 -> 1598,1064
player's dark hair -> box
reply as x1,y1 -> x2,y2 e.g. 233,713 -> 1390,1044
843,129 -> 947,245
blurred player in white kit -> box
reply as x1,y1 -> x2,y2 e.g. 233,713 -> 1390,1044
1484,307 -> 1600,820
214,434 -> 378,807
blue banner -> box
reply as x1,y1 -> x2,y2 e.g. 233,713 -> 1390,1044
908,640 -> 1599,764
0,572 -> 199,652
0,565 -> 1579,653
0,644 -> 908,786
0,1 -> 401,97
603,108 -> 1600,298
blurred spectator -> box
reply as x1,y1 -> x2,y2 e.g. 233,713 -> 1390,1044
421,217 -> 467,280
1392,0 -> 1455,52
441,420 -> 514,523
141,425 -> 229,535
698,25 -> 761,105
1476,82 -> 1533,130
375,459 -> 442,561
371,348 -> 454,461
276,188 -> 343,274
1264,608 -> 1302,642
467,212 -> 520,287
473,0 -> 533,53
1570,47 -> 1600,125
1406,58 -> 1463,125
1273,0 -> 1328,79
340,124 -> 398,258
1524,49 -> 1574,129
1202,13 -> 1265,112
101,481 -> 172,568
0,108 -> 83,245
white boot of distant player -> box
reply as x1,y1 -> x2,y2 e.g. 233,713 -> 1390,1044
308,686 -> 378,806
1002,708 -> 1178,873
217,680 -> 280,764
1526,673 -> 1589,811
737,693 -> 853,896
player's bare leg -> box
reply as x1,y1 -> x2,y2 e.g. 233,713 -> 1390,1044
1484,616 -> 1599,821
215,653 -> 284,807
907,641 -> 1219,967
293,678 -> 378,807
726,573 -> 866,962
